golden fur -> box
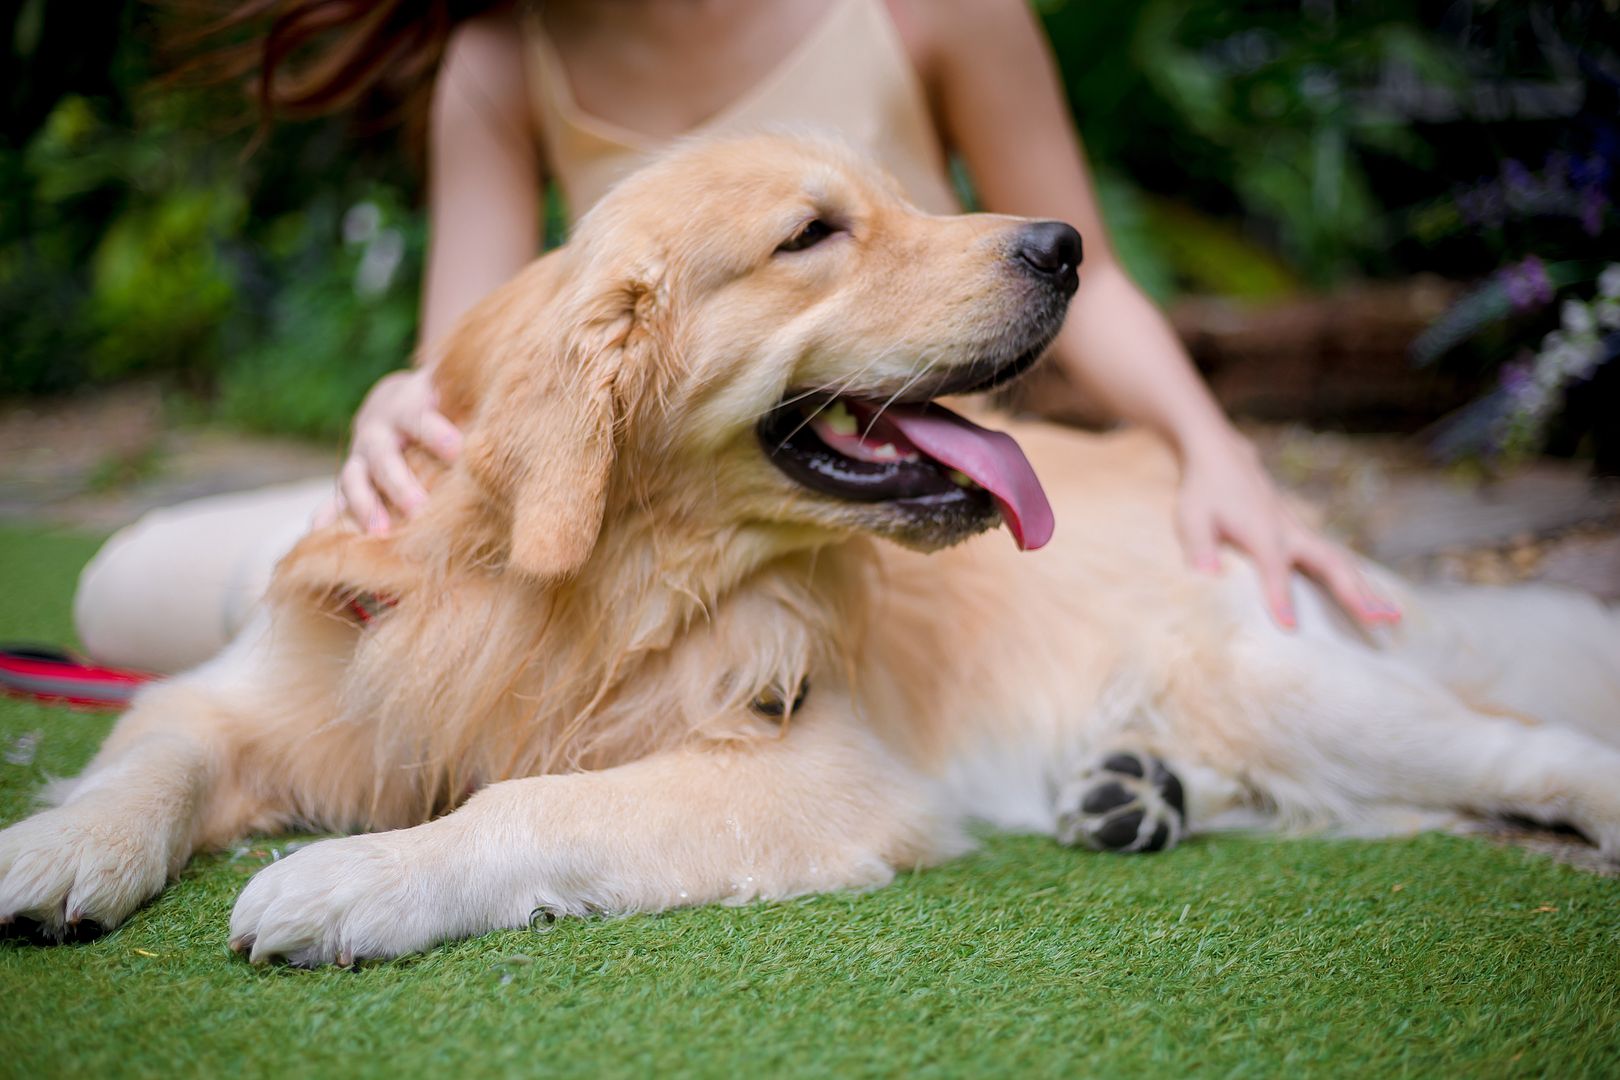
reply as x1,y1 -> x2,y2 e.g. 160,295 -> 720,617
3,134 -> 1617,965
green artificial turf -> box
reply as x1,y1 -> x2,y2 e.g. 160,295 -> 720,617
1,522 -> 1617,1078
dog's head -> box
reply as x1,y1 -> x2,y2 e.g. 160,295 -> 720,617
437,133 -> 1079,581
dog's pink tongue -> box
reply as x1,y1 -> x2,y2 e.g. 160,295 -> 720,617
882,402 -> 1054,550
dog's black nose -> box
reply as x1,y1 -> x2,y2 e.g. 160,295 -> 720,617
1016,221 -> 1082,295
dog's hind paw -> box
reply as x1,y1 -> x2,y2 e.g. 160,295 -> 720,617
1055,751 -> 1186,854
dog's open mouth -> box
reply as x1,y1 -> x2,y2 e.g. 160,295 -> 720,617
759,394 -> 1054,550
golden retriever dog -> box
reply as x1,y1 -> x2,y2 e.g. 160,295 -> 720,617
2,134 -> 1617,965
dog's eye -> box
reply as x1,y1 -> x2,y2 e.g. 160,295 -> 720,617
776,219 -> 836,254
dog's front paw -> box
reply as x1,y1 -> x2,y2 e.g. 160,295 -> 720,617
0,805 -> 173,939
1055,751 -> 1186,854
230,830 -> 480,967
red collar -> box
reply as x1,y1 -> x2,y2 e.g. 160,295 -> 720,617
346,592 -> 398,624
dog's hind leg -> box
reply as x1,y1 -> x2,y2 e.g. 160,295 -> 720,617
1375,581 -> 1620,747
1233,630 -> 1620,858
0,618 -> 285,939
228,696 -> 963,966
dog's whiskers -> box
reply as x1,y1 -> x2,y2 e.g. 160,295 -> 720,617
766,348 -> 907,453
859,350 -> 939,440
757,351 -> 888,425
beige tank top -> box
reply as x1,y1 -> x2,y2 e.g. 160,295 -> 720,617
524,0 -> 961,224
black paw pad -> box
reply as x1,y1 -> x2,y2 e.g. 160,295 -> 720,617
1056,751 -> 1187,854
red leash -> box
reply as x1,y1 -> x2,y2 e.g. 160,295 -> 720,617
1,593 -> 396,711
0,646 -> 155,711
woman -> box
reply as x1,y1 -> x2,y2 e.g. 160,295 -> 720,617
74,0 -> 1397,673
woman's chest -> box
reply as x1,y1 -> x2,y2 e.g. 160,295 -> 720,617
539,0 -> 929,140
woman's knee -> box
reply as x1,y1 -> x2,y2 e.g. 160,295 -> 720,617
72,479 -> 333,672
73,509 -> 223,672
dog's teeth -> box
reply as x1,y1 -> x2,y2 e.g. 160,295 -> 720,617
873,443 -> 898,460
948,469 -> 975,488
821,401 -> 858,436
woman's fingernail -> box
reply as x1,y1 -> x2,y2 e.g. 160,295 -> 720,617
1277,606 -> 1296,629
1195,555 -> 1221,574
369,511 -> 390,536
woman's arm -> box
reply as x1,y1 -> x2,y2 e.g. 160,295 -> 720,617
339,7 -> 542,533
913,0 -> 1396,628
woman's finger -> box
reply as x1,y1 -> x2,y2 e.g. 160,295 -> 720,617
1293,531 -> 1402,626
340,457 -> 390,535
1293,535 -> 1372,624
402,407 -> 464,463
1360,578 -> 1401,624
362,435 -> 431,519
1239,531 -> 1296,630
1175,502 -> 1222,574
1348,564 -> 1401,625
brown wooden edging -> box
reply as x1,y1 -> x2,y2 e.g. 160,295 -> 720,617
1009,278 -> 1479,432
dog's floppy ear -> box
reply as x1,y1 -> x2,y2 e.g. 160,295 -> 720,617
440,251 -> 660,581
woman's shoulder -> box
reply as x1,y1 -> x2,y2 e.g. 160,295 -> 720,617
436,7 -> 537,135
888,0 -> 1049,84
445,5 -> 529,73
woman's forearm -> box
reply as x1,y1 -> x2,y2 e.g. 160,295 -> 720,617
416,8 -> 544,367
335,8 -> 540,531
1048,261 -> 1236,457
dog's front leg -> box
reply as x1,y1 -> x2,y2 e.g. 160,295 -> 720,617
230,702 -> 959,966
0,614 -> 295,938
0,679 -> 239,937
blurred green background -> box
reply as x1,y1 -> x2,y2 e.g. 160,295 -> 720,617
2,0 -> 1617,460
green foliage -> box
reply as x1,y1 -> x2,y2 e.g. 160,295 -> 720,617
215,191 -> 425,439
89,184 -> 244,383
1090,169 -> 1177,303
1041,0 -> 1461,291
2,7 -> 426,436
214,282 -> 415,441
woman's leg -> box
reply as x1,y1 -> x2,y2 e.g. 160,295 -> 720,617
73,478 -> 333,673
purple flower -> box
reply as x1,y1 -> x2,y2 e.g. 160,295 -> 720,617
1581,189 -> 1608,237
1455,186 -> 1483,227
1499,359 -> 1533,398
1502,159 -> 1535,198
1479,186 -> 1507,228
1455,182 -> 1508,229
1501,256 -> 1553,312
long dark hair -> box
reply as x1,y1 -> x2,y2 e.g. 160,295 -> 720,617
173,0 -> 505,136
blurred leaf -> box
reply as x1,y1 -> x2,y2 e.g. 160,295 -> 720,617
1092,169 -> 1176,303
1141,198 -> 1300,300
88,184 -> 244,383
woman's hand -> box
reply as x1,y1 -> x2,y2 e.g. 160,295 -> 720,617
1174,429 -> 1400,630
334,368 -> 463,534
